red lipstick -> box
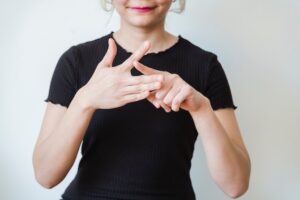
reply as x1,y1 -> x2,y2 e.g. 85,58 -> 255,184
130,6 -> 155,13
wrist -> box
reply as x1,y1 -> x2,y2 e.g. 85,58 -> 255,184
73,86 -> 96,113
189,97 -> 213,120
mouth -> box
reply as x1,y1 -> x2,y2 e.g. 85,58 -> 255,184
128,6 -> 157,13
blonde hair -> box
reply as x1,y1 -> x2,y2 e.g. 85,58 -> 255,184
100,0 -> 186,13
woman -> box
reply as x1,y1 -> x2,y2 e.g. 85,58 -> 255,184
32,0 -> 251,199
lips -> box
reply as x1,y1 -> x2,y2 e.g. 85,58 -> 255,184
129,6 -> 156,13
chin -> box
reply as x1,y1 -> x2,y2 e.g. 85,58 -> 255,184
125,14 -> 164,28
129,19 -> 156,28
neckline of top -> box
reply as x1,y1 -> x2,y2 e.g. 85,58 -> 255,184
108,31 -> 182,56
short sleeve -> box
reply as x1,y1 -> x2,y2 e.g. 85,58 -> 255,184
44,46 -> 78,108
204,54 -> 237,110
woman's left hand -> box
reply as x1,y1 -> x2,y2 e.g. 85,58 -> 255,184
133,61 -> 210,113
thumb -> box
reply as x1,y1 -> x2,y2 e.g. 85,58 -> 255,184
101,38 -> 117,67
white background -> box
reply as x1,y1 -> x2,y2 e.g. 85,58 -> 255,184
1,0 -> 300,199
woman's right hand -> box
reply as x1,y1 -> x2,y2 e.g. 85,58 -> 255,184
79,38 -> 164,110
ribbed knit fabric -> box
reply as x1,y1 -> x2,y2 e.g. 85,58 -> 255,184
44,31 -> 237,200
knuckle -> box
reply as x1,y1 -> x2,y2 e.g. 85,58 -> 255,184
185,86 -> 193,93
153,75 -> 162,82
158,74 -> 164,81
171,73 -> 179,79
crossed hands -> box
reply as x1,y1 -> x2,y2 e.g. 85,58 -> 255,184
82,38 -> 209,114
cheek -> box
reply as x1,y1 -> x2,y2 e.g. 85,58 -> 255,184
112,1 -> 127,17
112,0 -> 127,11
157,0 -> 172,8
157,0 -> 172,3
157,0 -> 172,14
112,0 -> 127,4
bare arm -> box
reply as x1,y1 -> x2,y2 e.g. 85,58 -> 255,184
190,103 -> 251,198
32,90 -> 95,188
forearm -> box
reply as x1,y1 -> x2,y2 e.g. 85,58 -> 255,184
190,101 -> 250,198
33,88 -> 95,188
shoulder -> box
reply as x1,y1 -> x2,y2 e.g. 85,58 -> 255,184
177,36 -> 229,91
71,32 -> 111,57
58,32 -> 112,68
179,35 -> 218,65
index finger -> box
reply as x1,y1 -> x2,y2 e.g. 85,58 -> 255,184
133,60 -> 160,75
121,41 -> 150,71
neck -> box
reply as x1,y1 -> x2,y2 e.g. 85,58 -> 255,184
113,20 -> 178,54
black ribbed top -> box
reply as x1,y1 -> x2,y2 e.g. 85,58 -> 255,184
44,31 -> 237,200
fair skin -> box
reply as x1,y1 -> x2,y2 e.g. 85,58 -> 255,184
32,0 -> 250,198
